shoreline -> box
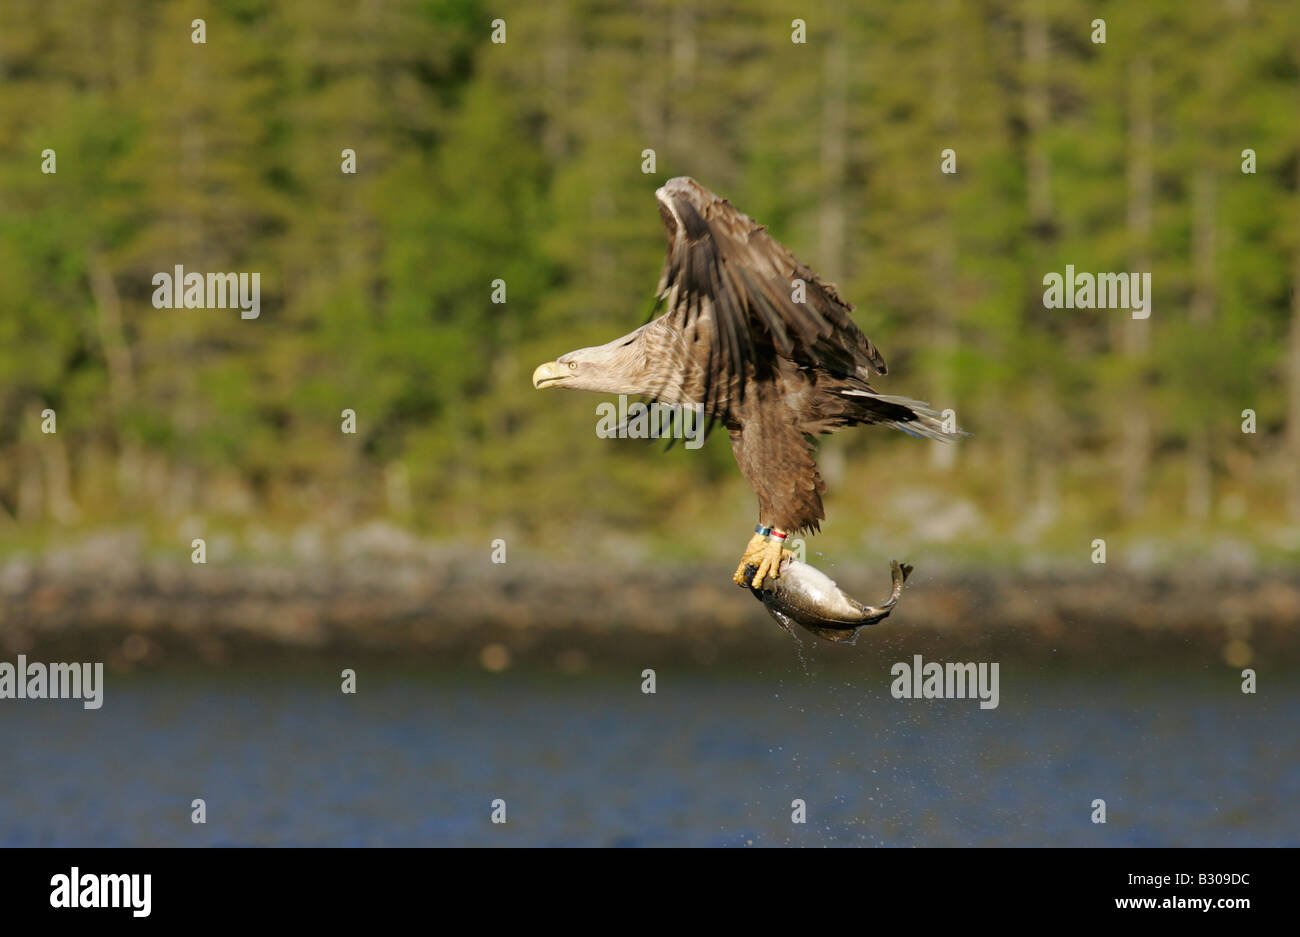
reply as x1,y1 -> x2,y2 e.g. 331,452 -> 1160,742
2,545 -> 1296,666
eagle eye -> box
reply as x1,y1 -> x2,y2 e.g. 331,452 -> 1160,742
568,362 -> 577,371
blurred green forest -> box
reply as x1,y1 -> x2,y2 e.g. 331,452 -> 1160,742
1,0 -> 1299,567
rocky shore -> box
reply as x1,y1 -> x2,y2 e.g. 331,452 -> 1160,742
1,528 -> 1297,668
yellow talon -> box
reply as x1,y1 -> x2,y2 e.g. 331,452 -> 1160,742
750,537 -> 789,590
733,529 -> 793,590
732,531 -> 770,585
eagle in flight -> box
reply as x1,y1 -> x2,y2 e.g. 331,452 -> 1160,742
532,177 -> 960,590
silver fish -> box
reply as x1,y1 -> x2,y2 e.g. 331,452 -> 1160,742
742,557 -> 913,643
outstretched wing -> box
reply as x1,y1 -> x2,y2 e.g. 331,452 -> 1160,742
651,176 -> 887,422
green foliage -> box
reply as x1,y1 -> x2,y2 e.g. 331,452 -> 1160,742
1,0 -> 1298,559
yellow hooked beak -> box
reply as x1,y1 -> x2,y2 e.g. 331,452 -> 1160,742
532,361 -> 568,389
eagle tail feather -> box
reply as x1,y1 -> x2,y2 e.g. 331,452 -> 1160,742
840,389 -> 967,442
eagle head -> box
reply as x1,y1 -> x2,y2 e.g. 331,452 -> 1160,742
531,327 -> 648,395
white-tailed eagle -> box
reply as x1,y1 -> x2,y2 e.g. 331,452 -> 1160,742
532,177 -> 960,588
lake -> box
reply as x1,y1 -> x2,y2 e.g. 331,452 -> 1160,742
1,661 -> 1296,846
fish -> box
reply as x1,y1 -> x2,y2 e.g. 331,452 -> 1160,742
742,557 -> 913,643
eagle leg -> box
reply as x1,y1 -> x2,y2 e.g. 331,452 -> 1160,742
732,528 -> 793,589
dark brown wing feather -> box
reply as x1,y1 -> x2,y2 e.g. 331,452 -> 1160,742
652,177 -> 887,424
